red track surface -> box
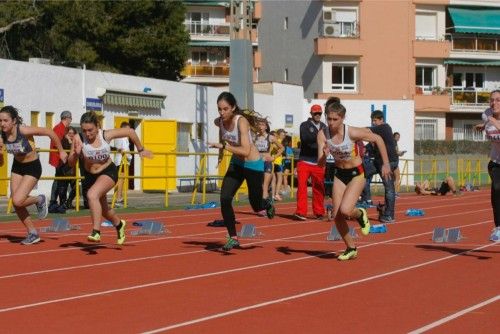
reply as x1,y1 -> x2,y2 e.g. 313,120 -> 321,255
0,191 -> 498,333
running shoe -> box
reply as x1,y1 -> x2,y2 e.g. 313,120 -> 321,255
356,208 -> 371,235
489,227 -> 500,242
21,232 -> 41,245
337,247 -> 358,261
222,237 -> 240,251
256,210 -> 266,217
265,198 -> 275,219
379,215 -> 396,224
116,220 -> 126,245
293,213 -> 307,221
36,194 -> 48,219
87,230 -> 101,242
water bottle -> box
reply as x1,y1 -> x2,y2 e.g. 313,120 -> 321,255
406,208 -> 425,216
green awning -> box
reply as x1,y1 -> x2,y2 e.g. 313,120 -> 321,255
444,59 -> 500,66
184,1 -> 229,7
189,41 -> 230,47
100,89 -> 166,109
448,7 -> 500,34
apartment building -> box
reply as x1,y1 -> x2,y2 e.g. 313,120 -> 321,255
181,0 -> 262,85
258,0 -> 500,141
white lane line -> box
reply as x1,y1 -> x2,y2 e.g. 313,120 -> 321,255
0,221 -> 493,314
408,295 -> 500,334
141,243 -> 496,333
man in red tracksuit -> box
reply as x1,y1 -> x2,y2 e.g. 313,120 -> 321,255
294,104 -> 326,220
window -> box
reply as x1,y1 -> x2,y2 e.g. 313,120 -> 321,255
177,122 -> 192,153
284,68 -> 288,82
192,51 -> 207,64
45,112 -> 54,129
323,8 -> 358,37
208,51 -> 224,64
453,121 -> 485,141
452,73 -> 463,87
416,66 -> 436,92
284,17 -> 288,30
415,12 -> 437,40
186,12 -> 209,34
415,119 -> 437,140
332,64 -> 356,91
30,111 -> 39,126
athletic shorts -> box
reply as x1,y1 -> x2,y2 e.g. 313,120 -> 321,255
264,161 -> 273,173
334,165 -> 364,185
273,164 -> 283,173
83,162 -> 118,189
11,158 -> 42,179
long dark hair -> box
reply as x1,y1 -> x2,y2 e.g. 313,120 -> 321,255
0,105 -> 23,125
217,91 -> 263,133
80,111 -> 100,127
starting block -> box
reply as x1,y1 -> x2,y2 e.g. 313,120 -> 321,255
327,226 -> 358,241
432,227 -> 463,243
39,219 -> 80,233
237,224 -> 262,238
130,220 -> 169,235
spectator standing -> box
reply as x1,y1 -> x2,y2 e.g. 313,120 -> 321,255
114,121 -> 132,206
393,132 -> 406,194
48,110 -> 72,213
281,135 -> 294,194
369,110 -> 399,223
294,104 -> 326,220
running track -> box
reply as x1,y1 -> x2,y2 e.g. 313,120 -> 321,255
0,191 -> 498,333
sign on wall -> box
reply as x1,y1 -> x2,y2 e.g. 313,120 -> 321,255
86,98 -> 103,112
285,114 -> 293,128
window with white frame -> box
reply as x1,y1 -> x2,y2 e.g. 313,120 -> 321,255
191,51 -> 208,64
186,12 -> 209,34
416,66 -> 436,92
415,119 -> 437,140
177,122 -> 192,153
452,72 -> 484,89
415,12 -> 437,40
323,8 -> 358,37
453,121 -> 485,141
332,63 -> 357,91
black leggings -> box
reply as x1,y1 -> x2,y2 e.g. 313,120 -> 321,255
220,163 -> 268,237
488,161 -> 500,227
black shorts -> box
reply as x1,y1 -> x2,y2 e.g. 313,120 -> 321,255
437,181 -> 450,195
273,164 -> 283,173
334,165 -> 364,185
11,159 -> 42,179
82,162 -> 118,189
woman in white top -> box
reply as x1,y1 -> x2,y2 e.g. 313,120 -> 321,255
317,102 -> 390,260
209,92 -> 275,251
476,90 -> 500,241
68,112 -> 152,244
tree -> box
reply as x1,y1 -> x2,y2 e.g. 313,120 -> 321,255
0,0 -> 189,81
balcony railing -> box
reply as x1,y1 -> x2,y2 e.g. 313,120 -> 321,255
446,34 -> 500,53
450,89 -> 490,106
181,63 -> 230,77
184,22 -> 230,36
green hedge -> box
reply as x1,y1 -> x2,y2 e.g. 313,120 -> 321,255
414,140 -> 491,155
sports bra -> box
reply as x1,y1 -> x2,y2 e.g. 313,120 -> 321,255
324,124 -> 360,162
82,129 -> 112,163
219,115 -> 252,147
1,125 -> 36,155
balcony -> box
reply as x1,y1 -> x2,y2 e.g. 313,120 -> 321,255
446,34 -> 500,58
450,89 -> 490,112
315,37 -> 363,56
321,21 -> 359,39
181,63 -> 230,78
413,39 -> 451,58
184,22 -> 230,38
414,90 -> 450,113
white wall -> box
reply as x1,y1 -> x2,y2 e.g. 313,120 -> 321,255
0,59 -> 305,194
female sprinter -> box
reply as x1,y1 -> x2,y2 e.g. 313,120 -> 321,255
0,105 -> 67,245
68,112 -> 152,244
209,91 -> 275,251
317,102 -> 391,260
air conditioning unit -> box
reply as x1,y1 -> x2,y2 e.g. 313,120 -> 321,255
323,23 -> 340,37
323,10 -> 336,23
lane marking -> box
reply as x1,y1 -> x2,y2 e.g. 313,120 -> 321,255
408,295 -> 500,334
141,244 -> 496,333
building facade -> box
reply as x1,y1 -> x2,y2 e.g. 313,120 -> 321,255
258,0 -> 500,141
